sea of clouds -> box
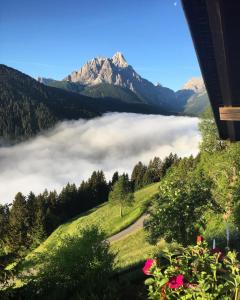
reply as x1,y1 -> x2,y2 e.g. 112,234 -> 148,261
0,113 -> 201,204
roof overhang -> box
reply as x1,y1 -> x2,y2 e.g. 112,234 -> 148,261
181,0 -> 240,141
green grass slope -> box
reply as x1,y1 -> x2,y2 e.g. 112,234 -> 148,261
27,183 -> 159,261
110,228 -> 165,269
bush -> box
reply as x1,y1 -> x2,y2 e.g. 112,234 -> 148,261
23,226 -> 116,300
145,168 -> 215,246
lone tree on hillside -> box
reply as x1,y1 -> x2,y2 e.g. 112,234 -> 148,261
109,174 -> 134,217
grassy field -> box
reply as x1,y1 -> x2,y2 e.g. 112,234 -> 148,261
110,228 -> 165,269
26,183 -> 159,261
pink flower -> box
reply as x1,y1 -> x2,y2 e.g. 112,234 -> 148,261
196,236 -> 204,244
142,259 -> 155,275
167,274 -> 184,289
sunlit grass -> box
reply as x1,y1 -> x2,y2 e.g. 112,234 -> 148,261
111,228 -> 165,269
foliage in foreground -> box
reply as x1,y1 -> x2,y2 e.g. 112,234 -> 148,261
144,240 -> 240,299
19,226 -> 116,300
144,157 -> 220,246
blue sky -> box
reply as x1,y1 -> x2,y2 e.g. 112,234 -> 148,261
0,0 -> 201,90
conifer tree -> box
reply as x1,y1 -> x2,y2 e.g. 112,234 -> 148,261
111,171 -> 119,187
109,175 -> 134,217
8,192 -> 30,253
131,162 -> 147,190
0,204 -> 9,250
32,194 -> 47,245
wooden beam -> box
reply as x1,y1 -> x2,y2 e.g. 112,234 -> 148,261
219,106 -> 240,121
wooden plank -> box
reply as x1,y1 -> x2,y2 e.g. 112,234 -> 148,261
219,107 -> 240,121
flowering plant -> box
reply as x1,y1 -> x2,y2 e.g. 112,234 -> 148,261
144,240 -> 240,299
143,259 -> 156,275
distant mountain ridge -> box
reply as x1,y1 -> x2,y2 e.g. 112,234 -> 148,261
39,53 -> 210,115
39,52 -> 180,112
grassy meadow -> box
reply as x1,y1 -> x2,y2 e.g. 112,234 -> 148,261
110,228 -> 165,269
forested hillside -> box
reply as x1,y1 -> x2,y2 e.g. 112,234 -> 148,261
0,65 -> 98,141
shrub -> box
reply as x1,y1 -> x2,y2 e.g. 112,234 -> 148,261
23,226 -> 116,300
145,169 -> 216,246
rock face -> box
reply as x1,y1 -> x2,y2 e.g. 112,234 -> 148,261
178,77 -> 210,115
64,52 -> 132,85
63,52 -> 177,109
181,77 -> 205,94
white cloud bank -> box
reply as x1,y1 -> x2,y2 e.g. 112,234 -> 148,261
0,113 -> 201,204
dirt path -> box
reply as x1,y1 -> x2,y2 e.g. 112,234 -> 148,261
108,214 -> 149,243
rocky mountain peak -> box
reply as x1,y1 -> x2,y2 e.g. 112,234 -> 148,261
112,52 -> 128,68
181,77 -> 205,94
63,52 -> 131,85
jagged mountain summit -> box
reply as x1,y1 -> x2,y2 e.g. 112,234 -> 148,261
182,77 -> 205,94
41,52 -> 178,111
64,52 -> 137,85
112,51 -> 128,68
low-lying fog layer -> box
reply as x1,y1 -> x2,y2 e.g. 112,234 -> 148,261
0,113 -> 201,204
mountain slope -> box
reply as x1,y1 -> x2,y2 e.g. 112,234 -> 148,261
0,65 -> 101,141
81,83 -> 143,103
39,80 -> 143,104
38,77 -> 85,94
176,77 -> 210,116
184,92 -> 210,116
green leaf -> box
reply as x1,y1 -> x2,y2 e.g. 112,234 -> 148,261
144,278 -> 155,285
158,277 -> 169,287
